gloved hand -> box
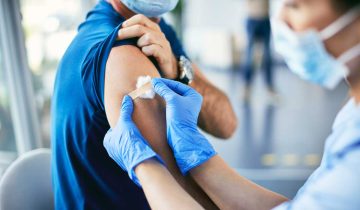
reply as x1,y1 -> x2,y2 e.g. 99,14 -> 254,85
103,95 -> 163,187
152,78 -> 217,175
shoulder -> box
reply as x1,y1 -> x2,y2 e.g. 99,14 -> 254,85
105,44 -> 160,98
106,45 -> 158,80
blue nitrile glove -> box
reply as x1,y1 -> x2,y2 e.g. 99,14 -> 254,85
151,78 -> 217,175
103,95 -> 163,187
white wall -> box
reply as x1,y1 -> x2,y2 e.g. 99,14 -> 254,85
182,0 -> 282,68
183,0 -> 247,68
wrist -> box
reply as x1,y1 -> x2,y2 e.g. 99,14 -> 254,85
135,158 -> 161,175
135,158 -> 167,186
163,55 -> 179,79
172,55 -> 179,79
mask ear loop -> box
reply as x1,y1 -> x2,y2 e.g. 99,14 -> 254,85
338,43 -> 360,64
340,44 -> 360,87
320,6 -> 360,40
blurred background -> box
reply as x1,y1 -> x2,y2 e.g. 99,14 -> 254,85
0,0 -> 349,199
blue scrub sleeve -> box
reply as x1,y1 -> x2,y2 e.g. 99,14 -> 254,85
81,24 -> 137,111
272,146 -> 360,210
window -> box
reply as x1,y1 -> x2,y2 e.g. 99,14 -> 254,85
20,0 -> 97,146
0,48 -> 16,153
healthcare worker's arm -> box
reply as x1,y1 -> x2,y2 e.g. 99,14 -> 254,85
152,79 -> 288,210
118,14 -> 238,139
104,45 -> 218,209
190,156 -> 288,210
135,159 -> 204,210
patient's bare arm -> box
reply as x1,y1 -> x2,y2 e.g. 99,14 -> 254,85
104,45 -> 218,210
190,65 -> 238,139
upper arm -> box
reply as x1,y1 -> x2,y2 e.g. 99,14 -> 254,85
104,45 -> 161,127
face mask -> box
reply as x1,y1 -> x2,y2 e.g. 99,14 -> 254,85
271,6 -> 360,89
121,0 -> 179,17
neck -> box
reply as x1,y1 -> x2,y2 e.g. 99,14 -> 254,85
108,0 -> 136,19
347,60 -> 360,103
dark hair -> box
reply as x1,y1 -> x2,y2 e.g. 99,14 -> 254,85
331,0 -> 360,13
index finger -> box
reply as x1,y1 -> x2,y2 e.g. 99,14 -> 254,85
123,14 -> 160,31
152,78 -> 195,96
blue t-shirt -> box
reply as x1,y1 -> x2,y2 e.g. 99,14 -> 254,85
51,1 -> 187,209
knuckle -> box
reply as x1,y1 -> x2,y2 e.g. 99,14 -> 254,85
159,32 -> 166,39
138,14 -> 146,20
144,33 -> 152,43
153,25 -> 160,31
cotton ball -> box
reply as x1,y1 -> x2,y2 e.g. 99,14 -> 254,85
136,75 -> 155,99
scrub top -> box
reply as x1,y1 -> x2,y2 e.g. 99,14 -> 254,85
273,98 -> 360,210
51,1 -> 187,209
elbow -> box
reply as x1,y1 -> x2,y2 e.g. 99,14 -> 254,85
218,97 -> 238,139
220,114 -> 238,139
212,113 -> 238,140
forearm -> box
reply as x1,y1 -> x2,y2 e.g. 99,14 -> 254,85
190,65 -> 237,139
190,155 -> 288,210
135,158 -> 204,210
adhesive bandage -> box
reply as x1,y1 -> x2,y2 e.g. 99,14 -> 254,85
129,75 -> 155,100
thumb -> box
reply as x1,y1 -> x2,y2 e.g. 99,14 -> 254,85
120,95 -> 134,121
152,78 -> 177,102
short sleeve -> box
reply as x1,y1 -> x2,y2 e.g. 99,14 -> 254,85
159,20 -> 189,59
81,23 -> 137,111
272,146 -> 360,210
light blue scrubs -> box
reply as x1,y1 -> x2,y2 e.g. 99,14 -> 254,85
273,98 -> 360,210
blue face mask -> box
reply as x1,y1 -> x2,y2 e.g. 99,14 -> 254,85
121,0 -> 179,17
271,6 -> 360,89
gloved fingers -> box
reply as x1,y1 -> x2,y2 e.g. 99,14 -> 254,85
120,95 -> 134,121
152,78 -> 193,96
151,78 -> 178,102
103,130 -> 112,151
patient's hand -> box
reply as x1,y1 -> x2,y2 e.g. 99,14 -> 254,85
117,14 -> 178,79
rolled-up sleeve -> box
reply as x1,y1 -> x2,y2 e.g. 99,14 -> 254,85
272,147 -> 360,210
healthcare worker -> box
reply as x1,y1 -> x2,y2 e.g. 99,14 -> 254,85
104,0 -> 360,209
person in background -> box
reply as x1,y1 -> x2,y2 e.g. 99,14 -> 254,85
243,0 -> 275,101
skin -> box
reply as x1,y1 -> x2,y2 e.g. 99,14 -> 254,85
136,159 -> 205,210
280,0 -> 360,100
104,45 -> 218,209
105,0 -> 239,208
131,0 -> 360,209
109,0 -> 238,139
